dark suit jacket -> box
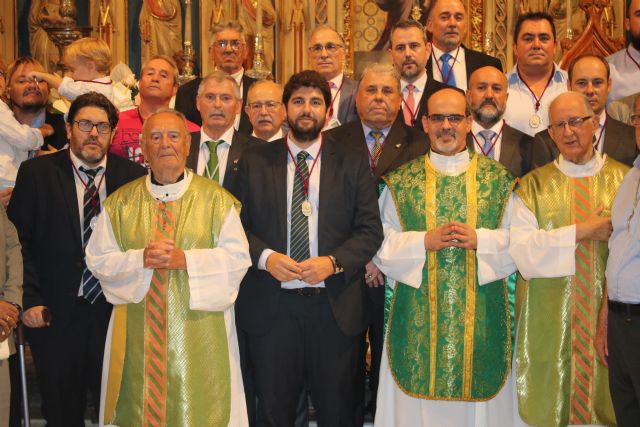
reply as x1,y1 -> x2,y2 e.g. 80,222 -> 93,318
235,138 -> 383,336
187,129 -> 260,197
412,78 -> 453,132
337,78 -> 359,125
531,116 -> 638,168
174,73 -> 257,135
44,110 -> 69,150
7,150 -> 146,324
467,123 -> 534,177
426,46 -> 503,88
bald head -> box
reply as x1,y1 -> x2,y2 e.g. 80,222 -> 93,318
467,66 -> 508,128
246,80 -> 286,141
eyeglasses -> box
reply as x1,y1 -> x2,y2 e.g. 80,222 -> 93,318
213,39 -> 244,51
74,120 -> 112,134
308,43 -> 343,55
631,114 -> 640,126
248,101 -> 282,112
426,114 -> 467,124
548,115 -> 593,132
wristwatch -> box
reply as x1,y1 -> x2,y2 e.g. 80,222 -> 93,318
328,255 -> 344,274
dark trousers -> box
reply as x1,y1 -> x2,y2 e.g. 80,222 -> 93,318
248,291 -> 363,427
607,304 -> 640,427
27,296 -> 111,427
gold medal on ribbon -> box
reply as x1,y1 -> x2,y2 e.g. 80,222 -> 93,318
301,200 -> 312,217
529,114 -> 542,129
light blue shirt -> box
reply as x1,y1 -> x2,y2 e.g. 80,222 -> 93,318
361,124 -> 391,170
606,155 -> 640,303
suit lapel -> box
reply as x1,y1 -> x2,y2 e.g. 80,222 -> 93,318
186,131 -> 201,172
603,118 -> 621,158
57,151 -> 82,248
498,125 -> 518,170
375,120 -> 407,180
224,132 -> 244,184
271,141 -> 289,251
318,139 -> 336,252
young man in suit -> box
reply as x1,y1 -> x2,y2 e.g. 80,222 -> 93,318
467,66 -> 534,177
187,70 -> 259,194
324,62 -> 429,418
388,20 -> 449,131
308,25 -> 358,128
425,0 -> 502,91
532,54 -> 637,168
235,70 -> 383,427
175,20 -> 256,135
7,93 -> 146,427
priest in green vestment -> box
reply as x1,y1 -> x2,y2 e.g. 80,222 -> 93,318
373,88 -> 518,426
86,109 -> 252,427
509,91 -> 628,427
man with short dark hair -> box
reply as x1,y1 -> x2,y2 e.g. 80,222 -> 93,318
425,0 -> 502,90
533,54 -> 637,168
504,12 -> 568,136
7,92 -> 145,427
175,20 -> 256,134
235,70 -> 383,426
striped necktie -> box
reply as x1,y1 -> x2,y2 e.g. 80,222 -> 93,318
369,130 -> 384,170
290,151 -> 310,262
80,166 -> 104,303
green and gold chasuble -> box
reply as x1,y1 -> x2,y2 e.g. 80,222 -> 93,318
102,174 -> 238,427
515,158 -> 628,427
384,153 -> 516,401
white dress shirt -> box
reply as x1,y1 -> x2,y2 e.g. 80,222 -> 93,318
606,44 -> 640,103
431,45 -> 468,90
400,71 -> 427,124
197,126 -> 235,185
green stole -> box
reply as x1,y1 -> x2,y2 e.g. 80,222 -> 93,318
515,158 -> 628,427
384,153 -> 515,401
102,174 -> 237,427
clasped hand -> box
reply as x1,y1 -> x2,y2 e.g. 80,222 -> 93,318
424,221 -> 478,251
265,253 -> 334,285
143,239 -> 186,270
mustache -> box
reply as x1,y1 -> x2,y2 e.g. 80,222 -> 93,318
23,87 -> 43,96
436,129 -> 456,138
481,99 -> 497,108
207,109 -> 227,119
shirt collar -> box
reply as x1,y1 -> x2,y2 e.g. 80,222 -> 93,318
201,126 -> 235,147
69,148 -> 107,173
361,123 -> 391,141
229,68 -> 244,85
556,150 -> 604,177
628,43 -> 640,61
146,169 -> 193,202
428,148 -> 470,175
598,110 -> 607,127
287,134 -> 322,160
471,119 -> 504,136
401,71 -> 427,92
507,63 -> 565,84
432,44 -> 462,63
328,73 -> 344,90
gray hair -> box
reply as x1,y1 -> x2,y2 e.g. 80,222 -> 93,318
140,55 -> 179,86
210,20 -> 246,46
197,70 -> 241,99
359,62 -> 401,94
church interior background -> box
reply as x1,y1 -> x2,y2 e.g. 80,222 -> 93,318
0,0 -> 631,88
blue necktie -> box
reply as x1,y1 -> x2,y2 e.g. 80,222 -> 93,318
479,130 -> 497,160
440,52 -> 457,87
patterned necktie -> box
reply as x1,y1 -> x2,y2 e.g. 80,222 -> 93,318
206,140 -> 223,182
369,130 -> 384,170
403,83 -> 415,126
479,130 -> 497,160
143,201 -> 176,426
440,52 -> 457,87
80,166 -> 104,303
290,151 -> 310,262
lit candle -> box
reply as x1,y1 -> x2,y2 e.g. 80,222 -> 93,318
185,0 -> 192,44
256,0 -> 263,35
566,0 -> 572,37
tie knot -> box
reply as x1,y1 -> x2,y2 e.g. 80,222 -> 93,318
206,140 -> 222,152
79,166 -> 103,180
369,130 -> 384,143
329,81 -> 338,89
479,130 -> 496,143
406,83 -> 414,93
440,52 -> 453,63
297,151 -> 310,162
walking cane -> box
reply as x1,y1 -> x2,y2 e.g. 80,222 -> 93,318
16,319 -> 30,427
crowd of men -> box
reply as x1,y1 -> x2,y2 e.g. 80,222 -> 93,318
0,0 -> 639,426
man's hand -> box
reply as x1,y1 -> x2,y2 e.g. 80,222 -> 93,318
0,187 -> 13,208
0,300 -> 19,341
299,256 -> 334,285
424,223 -> 455,251
37,144 -> 59,157
38,124 -> 54,138
595,298 -> 609,367
365,260 -> 385,288
576,206 -> 612,242
143,239 -> 174,269
266,252 -> 302,282
449,221 -> 478,250
22,305 -> 51,328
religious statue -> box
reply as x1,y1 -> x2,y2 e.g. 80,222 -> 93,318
239,0 -> 276,70
139,0 -> 183,65
29,0 -> 64,72
288,0 -> 306,72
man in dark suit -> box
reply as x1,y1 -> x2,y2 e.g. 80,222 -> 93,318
7,93 -> 145,427
308,25 -> 358,128
532,54 -> 638,168
467,66 -> 534,177
245,80 -> 287,142
186,70 -> 259,194
323,62 -> 428,418
175,20 -> 255,135
235,70 -> 383,427
425,0 -> 502,91
388,19 -> 450,131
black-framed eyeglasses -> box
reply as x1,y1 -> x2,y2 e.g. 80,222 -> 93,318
213,39 -> 244,51
548,115 -> 593,133
308,43 -> 343,55
426,114 -> 467,125
248,101 -> 282,112
74,120 -> 112,134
